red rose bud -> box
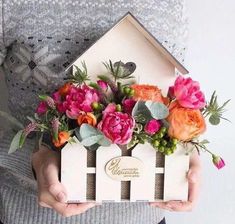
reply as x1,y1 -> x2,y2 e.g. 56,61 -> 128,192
97,80 -> 108,91
36,101 -> 48,115
39,95 -> 56,109
212,155 -> 225,169
144,119 -> 161,135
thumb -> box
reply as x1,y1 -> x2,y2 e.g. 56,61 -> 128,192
42,160 -> 67,203
187,169 -> 198,184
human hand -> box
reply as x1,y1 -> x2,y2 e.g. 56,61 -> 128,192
32,145 -> 96,217
150,151 -> 201,212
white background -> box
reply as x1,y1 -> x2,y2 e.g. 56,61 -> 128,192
167,1 -> 235,223
0,1 -> 235,223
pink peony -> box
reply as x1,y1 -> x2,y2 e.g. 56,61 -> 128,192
212,155 -> 225,169
53,85 -> 100,119
97,80 -> 108,91
36,101 -> 48,115
103,103 -> 117,116
122,99 -> 136,114
172,76 -> 206,109
98,111 -> 135,145
144,119 -> 161,135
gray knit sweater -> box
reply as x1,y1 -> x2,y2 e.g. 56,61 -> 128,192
0,0 -> 187,223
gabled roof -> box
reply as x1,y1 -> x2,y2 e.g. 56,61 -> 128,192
66,12 -> 188,75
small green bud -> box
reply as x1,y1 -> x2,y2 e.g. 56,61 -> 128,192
116,104 -> 122,112
161,139 -> 167,146
159,146 -> 165,153
160,127 -> 167,134
128,89 -> 135,97
124,86 -> 131,95
172,138 -> 178,145
152,140 -> 160,148
92,102 -> 99,110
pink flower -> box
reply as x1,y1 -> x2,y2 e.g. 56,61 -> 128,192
172,76 -> 206,109
97,80 -> 108,91
122,99 -> 136,114
212,155 -> 225,169
98,112 -> 135,145
62,85 -> 100,119
144,119 -> 161,135
36,101 -> 48,115
103,103 -> 117,116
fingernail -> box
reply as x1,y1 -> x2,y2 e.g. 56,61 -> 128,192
57,192 -> 66,202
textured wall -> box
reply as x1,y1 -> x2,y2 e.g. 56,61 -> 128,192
167,0 -> 235,223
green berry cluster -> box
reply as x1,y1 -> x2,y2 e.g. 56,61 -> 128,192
151,127 -> 178,155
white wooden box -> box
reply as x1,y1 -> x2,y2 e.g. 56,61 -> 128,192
62,12 -> 190,203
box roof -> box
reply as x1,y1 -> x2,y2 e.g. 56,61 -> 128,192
66,12 -> 188,75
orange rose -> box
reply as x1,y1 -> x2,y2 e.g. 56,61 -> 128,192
77,112 -> 97,127
52,131 -> 70,147
58,82 -> 72,96
131,84 -> 165,103
167,102 -> 206,141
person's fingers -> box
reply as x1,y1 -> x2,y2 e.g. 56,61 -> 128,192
149,202 -> 173,211
187,167 -> 201,204
41,160 -> 67,203
165,201 -> 193,212
52,202 -> 96,217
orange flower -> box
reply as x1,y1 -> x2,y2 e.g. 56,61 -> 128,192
58,82 -> 72,96
52,131 -> 70,147
167,102 -> 206,141
131,84 -> 165,103
77,112 -> 97,127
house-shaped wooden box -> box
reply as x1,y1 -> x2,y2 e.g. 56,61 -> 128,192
62,12 -> 190,203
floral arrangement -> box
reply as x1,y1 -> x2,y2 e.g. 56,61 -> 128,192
9,60 -> 229,169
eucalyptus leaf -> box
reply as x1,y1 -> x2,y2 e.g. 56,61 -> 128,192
8,130 -> 24,154
80,124 -> 100,139
132,101 -> 152,121
81,135 -> 103,146
98,135 -> 112,146
145,101 -> 169,120
209,114 -> 220,125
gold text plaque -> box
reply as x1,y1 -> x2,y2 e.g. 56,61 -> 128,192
105,156 -> 144,181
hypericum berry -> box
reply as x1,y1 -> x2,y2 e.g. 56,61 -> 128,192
129,89 -> 135,96
116,104 -> 122,112
159,146 -> 165,153
152,140 -> 160,147
171,138 -> 178,145
160,127 -> 167,134
124,86 -> 131,95
164,149 -> 172,155
92,102 -> 99,110
161,139 -> 167,146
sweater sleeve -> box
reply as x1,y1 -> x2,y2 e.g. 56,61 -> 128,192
0,0 -> 6,66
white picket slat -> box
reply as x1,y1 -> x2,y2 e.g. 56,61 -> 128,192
61,137 -> 87,202
96,145 -> 122,202
130,143 -> 156,201
163,144 -> 190,201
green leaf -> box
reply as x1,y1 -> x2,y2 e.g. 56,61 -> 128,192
132,101 -> 152,121
8,130 -> 24,154
98,136 -> 112,146
81,135 -> 103,146
200,139 -> 210,145
127,135 -> 139,150
145,101 -> 169,120
79,124 -> 112,147
0,111 -> 24,129
80,124 -> 100,139
209,114 -> 220,125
